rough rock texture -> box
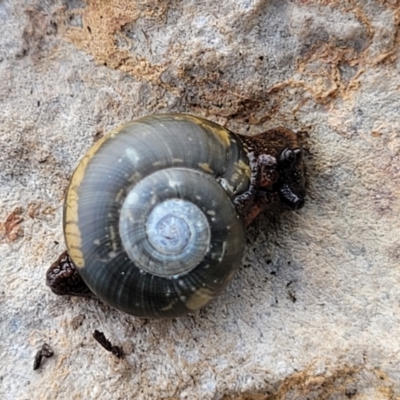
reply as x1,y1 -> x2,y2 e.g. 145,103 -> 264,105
1,0 -> 400,399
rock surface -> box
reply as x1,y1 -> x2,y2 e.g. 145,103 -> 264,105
1,0 -> 400,399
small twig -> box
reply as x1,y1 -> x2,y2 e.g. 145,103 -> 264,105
33,343 -> 54,370
93,330 -> 124,358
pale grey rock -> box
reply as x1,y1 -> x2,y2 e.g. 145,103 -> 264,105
1,0 -> 400,399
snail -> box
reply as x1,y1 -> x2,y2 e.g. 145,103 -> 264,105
46,114 -> 306,318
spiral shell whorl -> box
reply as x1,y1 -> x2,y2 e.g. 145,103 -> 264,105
120,169 -> 215,277
64,114 -> 249,318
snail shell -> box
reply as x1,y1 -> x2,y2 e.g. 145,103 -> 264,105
64,114 -> 251,318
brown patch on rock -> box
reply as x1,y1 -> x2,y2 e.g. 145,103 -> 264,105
222,395 -> 269,400
290,1 -> 400,108
40,205 -> 56,216
63,1 -> 166,81
221,366 -> 397,400
1,207 -> 24,242
27,202 -> 42,219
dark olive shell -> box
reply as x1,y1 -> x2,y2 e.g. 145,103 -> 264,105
64,114 -> 251,318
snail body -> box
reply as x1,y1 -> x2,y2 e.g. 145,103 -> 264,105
47,114 -> 306,318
